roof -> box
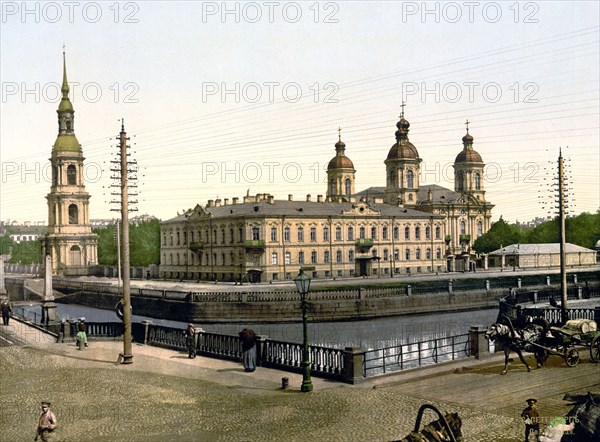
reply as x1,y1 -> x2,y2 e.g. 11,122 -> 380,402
455,148 -> 483,164
489,243 -> 596,256
163,199 -> 445,224
53,134 -> 81,152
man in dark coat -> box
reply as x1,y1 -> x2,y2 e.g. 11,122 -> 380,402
1,297 -> 12,326
239,328 -> 257,372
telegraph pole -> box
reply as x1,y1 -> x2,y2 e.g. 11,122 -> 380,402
558,148 -> 568,324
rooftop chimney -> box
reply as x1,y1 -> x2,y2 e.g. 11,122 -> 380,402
306,194 -> 311,202
232,197 -> 239,205
317,195 -> 323,203
288,194 -> 293,201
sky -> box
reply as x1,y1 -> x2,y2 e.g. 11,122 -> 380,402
1,1 -> 599,225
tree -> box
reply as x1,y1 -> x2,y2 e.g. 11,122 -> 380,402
7,240 -> 42,264
95,219 -> 160,267
473,217 -> 525,254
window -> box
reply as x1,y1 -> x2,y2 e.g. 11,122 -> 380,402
475,173 -> 481,190
460,221 -> 466,235
477,221 -> 483,238
170,232 -> 173,245
382,227 -> 388,240
298,227 -> 304,242
272,252 -> 278,265
239,227 -> 243,242
162,232 -> 166,245
310,227 -> 317,242
67,164 -> 77,185
252,227 -> 260,240
69,245 -> 81,265
394,249 -> 399,260
336,250 -> 342,263
323,226 -> 329,241
335,226 -> 342,241
272,273 -> 279,281
383,249 -> 389,261
285,252 -> 291,265
407,170 -> 414,188
221,253 -> 225,265
371,227 -> 377,239
176,231 -> 180,245
324,251 -> 330,263
221,229 -> 226,244
405,249 -> 411,261
425,226 -> 431,240
435,226 -> 441,240
271,227 -> 277,242
426,248 -> 431,259
415,226 -> 421,240
330,179 -> 336,195
345,178 -> 351,196
284,227 -> 290,242
311,251 -> 317,264
349,250 -> 354,262
348,227 -> 354,240
393,226 -> 399,240
404,226 -> 410,240
416,248 -> 421,260
359,227 -> 366,239
183,232 -> 187,245
298,251 -> 305,264
230,229 -> 234,244
68,204 -> 78,224
436,248 -> 442,259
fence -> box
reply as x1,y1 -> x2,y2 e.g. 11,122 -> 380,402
362,333 -> 472,377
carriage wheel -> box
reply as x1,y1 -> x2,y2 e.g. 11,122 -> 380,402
565,348 -> 579,367
590,335 -> 600,363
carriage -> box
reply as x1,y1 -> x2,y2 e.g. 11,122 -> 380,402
539,319 -> 600,367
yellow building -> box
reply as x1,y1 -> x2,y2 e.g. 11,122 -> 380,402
160,111 -> 493,282
42,53 -> 98,275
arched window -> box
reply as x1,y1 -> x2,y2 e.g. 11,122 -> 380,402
407,170 -> 414,188
330,179 -> 336,195
460,221 -> 466,235
477,221 -> 483,237
435,226 -> 441,240
69,245 -> 81,265
425,226 -> 431,239
457,171 -> 464,191
475,173 -> 481,190
67,165 -> 77,185
404,226 -> 410,240
68,204 -> 78,224
345,178 -> 351,196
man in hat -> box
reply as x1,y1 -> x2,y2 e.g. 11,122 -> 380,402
1,297 -> 12,326
184,323 -> 196,358
35,401 -> 57,441
521,398 -> 540,442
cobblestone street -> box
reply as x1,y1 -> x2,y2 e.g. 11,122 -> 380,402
1,321 -> 598,441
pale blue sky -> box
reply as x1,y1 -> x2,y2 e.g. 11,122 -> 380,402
1,1 -> 598,224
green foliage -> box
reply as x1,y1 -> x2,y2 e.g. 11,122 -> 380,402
0,236 -> 15,257
95,220 -> 160,267
474,211 -> 600,254
472,217 -> 525,254
7,240 -> 42,264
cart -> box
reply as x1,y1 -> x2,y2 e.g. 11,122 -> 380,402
545,320 -> 600,365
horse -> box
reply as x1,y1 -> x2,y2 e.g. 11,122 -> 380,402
394,406 -> 462,442
562,392 -> 600,442
485,318 -> 548,375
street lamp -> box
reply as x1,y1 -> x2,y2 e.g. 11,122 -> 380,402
294,269 -> 313,392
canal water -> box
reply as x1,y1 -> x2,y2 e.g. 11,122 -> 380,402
16,303 -> 499,351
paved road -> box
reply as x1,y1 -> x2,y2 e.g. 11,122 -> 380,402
1,317 -> 598,441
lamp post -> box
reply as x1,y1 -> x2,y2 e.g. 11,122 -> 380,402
294,269 -> 313,392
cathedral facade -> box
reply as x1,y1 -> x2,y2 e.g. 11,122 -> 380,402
43,53 -> 98,275
160,111 -> 493,282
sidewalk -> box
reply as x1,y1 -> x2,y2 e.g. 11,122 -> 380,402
1,319 -> 598,441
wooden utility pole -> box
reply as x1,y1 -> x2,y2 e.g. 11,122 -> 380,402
558,148 -> 568,324
119,121 -> 133,363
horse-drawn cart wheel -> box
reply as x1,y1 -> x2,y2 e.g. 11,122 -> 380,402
565,348 -> 580,367
590,335 -> 600,363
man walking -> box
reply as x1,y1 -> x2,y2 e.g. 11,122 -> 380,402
1,297 -> 12,326
521,398 -> 540,442
35,401 -> 57,441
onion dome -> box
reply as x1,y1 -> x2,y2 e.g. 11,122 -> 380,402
327,128 -> 354,169
455,120 -> 483,163
386,109 -> 419,160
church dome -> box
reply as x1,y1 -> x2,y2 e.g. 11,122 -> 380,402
455,125 -> 483,163
53,134 -> 81,152
386,113 -> 419,160
327,134 -> 354,170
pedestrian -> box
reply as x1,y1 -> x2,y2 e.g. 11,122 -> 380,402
1,297 -> 12,326
76,318 -> 88,349
184,323 -> 196,358
35,401 -> 57,441
538,417 -> 575,442
239,328 -> 257,372
521,398 -> 540,442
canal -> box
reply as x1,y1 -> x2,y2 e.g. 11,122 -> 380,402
16,302 -> 499,350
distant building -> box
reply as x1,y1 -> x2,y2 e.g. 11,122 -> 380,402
488,243 -> 597,269
42,52 -> 98,275
160,110 -> 494,282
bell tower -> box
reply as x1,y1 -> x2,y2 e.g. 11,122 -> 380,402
44,52 -> 98,275
453,120 -> 486,201
326,128 -> 355,202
